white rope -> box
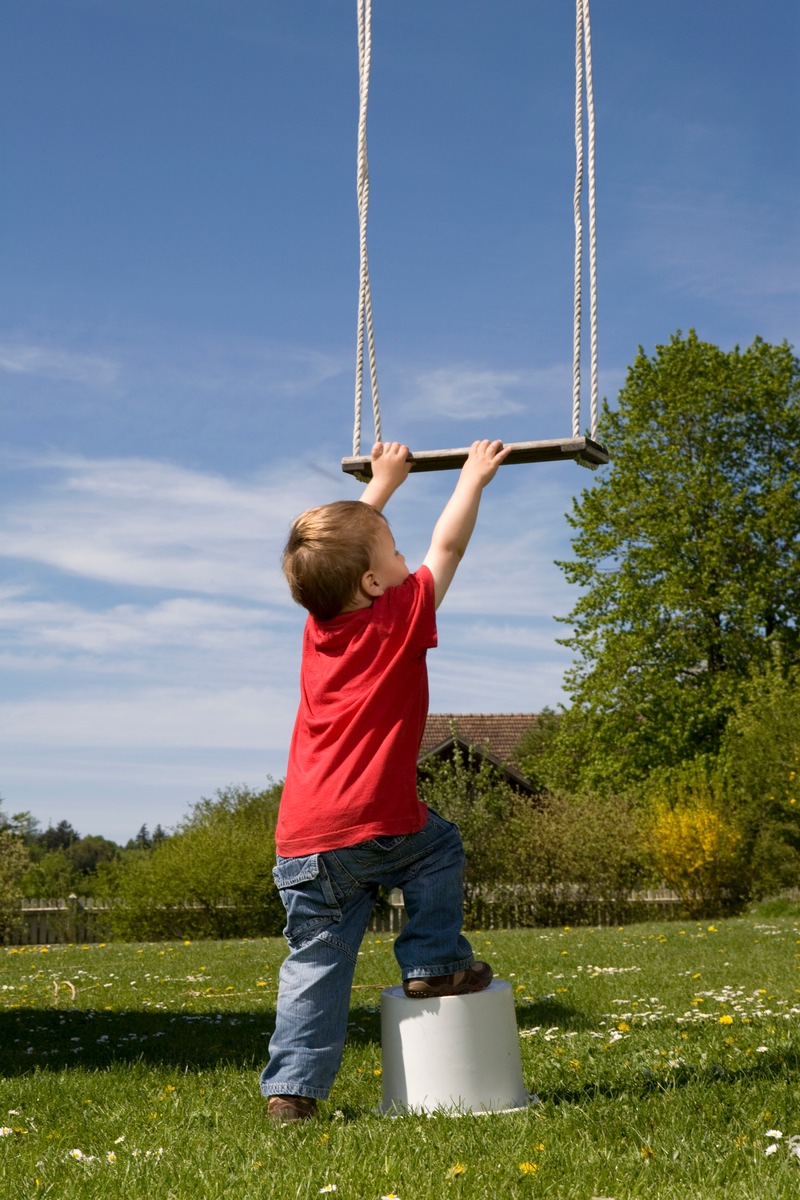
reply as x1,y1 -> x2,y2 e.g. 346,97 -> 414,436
354,0 -> 382,455
572,0 -> 599,442
351,1 -> 598,457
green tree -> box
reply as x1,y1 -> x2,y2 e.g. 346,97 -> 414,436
0,829 -> 31,941
108,783 -> 285,940
556,332 -> 800,790
39,820 -> 80,852
67,835 -> 120,879
0,808 -> 41,845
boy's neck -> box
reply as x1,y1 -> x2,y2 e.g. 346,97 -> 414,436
339,595 -> 373,614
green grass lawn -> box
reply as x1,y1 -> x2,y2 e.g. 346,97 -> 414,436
1,912 -> 800,1199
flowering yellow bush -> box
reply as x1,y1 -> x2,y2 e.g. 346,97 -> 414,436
645,795 -> 742,919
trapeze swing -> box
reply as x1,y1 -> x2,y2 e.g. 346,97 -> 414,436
341,0 -> 608,481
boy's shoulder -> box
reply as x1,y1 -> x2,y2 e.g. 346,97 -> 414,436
307,566 -> 434,639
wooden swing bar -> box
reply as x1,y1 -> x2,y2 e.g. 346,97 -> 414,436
342,435 -> 608,479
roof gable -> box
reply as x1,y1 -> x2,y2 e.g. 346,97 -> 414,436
418,713 -> 538,768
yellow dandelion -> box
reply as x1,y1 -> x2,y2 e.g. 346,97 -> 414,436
447,1163 -> 467,1178
519,1162 -> 538,1174
641,1145 -> 655,1159
719,1014 -> 734,1025
617,1021 -> 630,1032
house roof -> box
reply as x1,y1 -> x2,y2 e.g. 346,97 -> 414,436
418,714 -> 538,769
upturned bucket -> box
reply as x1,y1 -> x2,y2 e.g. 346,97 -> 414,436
379,979 -> 529,1115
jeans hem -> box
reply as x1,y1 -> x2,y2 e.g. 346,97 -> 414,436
261,1085 -> 329,1101
402,955 -> 475,981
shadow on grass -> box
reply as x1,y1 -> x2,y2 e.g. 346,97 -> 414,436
0,995 -> 614,1077
0,1006 -> 279,1075
0,1001 -> 392,1075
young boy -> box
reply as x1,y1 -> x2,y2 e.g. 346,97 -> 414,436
261,438 -> 511,1124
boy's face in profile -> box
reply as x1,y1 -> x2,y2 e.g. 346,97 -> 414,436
369,520 -> 409,592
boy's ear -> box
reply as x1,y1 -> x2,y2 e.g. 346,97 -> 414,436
359,568 -> 382,597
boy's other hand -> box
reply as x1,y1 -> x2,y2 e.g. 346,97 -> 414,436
359,442 -> 412,511
462,439 -> 513,486
370,441 -> 412,486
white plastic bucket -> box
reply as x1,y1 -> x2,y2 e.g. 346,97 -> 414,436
379,979 -> 529,1115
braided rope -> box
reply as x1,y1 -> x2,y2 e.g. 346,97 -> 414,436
351,1 -> 598,457
354,0 -> 382,455
572,0 -> 599,442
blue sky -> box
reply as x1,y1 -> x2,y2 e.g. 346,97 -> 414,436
1,0 -> 798,844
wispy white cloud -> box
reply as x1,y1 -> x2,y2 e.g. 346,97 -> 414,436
396,364 -> 578,423
429,646 -> 568,713
0,593 -> 298,670
0,340 -> 121,388
0,685 -> 295,752
0,329 -> 347,400
0,453 -> 312,603
399,366 -> 528,420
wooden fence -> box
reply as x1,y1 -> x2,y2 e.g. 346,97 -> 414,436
14,896 -> 113,945
7,888 -> 693,946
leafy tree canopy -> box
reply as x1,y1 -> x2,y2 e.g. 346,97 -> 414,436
557,331 -> 800,790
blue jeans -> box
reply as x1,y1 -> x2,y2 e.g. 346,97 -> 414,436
260,808 -> 475,1100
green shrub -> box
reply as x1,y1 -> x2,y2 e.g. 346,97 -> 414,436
0,830 -> 31,942
419,746 -> 650,926
517,791 -> 650,925
105,783 -> 285,941
417,746 -> 534,921
21,847 -> 82,900
719,663 -> 800,897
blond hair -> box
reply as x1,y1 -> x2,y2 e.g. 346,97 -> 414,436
283,501 -> 387,621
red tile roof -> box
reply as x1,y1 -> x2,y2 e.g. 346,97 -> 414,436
419,714 -> 539,768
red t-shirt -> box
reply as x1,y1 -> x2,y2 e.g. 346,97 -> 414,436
275,566 -> 437,856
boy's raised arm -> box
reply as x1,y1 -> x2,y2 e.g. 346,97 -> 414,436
422,439 -> 511,609
359,442 -> 412,512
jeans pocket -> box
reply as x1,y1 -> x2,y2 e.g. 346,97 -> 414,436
372,834 -> 408,851
273,854 -> 341,945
